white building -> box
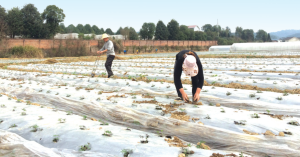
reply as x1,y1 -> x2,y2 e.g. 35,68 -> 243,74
209,45 -> 232,52
282,37 -> 300,42
230,42 -> 300,52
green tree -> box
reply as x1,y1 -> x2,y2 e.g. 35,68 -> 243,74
105,28 -> 114,35
179,25 -> 189,40
201,24 -> 213,32
267,33 -> 272,42
189,29 -> 195,40
235,27 -> 243,38
116,27 -> 122,34
139,22 -> 155,40
255,29 -> 268,42
195,31 -> 207,40
66,24 -> 79,33
41,5 -> 65,38
76,24 -> 85,33
155,20 -> 168,40
84,24 -> 94,34
7,7 -> 23,38
21,4 -> 44,38
59,23 -> 66,33
167,19 -> 180,40
92,25 -> 101,34
0,5 -> 7,39
100,28 -> 105,34
242,29 -> 254,42
129,27 -> 138,40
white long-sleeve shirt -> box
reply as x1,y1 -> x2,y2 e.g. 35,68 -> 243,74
100,40 -> 115,56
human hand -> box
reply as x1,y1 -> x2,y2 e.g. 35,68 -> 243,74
193,94 -> 200,102
97,51 -> 102,54
181,91 -> 189,102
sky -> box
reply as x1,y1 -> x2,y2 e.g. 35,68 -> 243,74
1,0 -> 299,33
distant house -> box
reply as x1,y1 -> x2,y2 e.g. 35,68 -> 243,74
282,37 -> 300,42
188,25 -> 200,31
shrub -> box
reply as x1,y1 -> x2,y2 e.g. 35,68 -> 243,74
8,46 -> 44,58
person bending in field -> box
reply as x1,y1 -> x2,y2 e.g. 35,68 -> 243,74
174,50 -> 204,102
97,34 -> 115,78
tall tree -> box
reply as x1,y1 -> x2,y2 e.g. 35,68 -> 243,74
201,24 -> 213,32
115,27 -> 122,34
242,29 -> 254,42
139,23 -> 148,40
195,31 -> 207,41
179,25 -> 189,40
147,23 -> 156,40
255,29 -> 268,42
41,5 -> 65,38
66,24 -> 79,33
6,7 -> 23,38
21,4 -> 44,38
92,25 -> 101,34
100,28 -> 105,34
267,33 -> 272,42
120,27 -> 130,40
189,29 -> 195,40
235,27 -> 243,38
76,24 -> 85,33
59,23 -> 66,33
84,24 -> 94,34
105,28 -> 114,35
0,5 -> 8,39
129,27 -> 138,40
154,20 -> 168,40
167,19 -> 179,40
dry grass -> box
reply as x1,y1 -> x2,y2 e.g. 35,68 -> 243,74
41,59 -> 59,64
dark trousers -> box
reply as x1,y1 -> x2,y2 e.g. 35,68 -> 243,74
174,61 -> 198,98
105,55 -> 115,77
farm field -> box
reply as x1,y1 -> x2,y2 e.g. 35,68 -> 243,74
1,51 -> 300,157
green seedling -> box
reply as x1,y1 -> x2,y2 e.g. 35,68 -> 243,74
80,96 -> 85,100
203,90 -> 208,92
102,130 -> 113,137
66,111 -> 73,115
79,143 -> 91,151
47,90 -> 51,93
79,125 -> 87,130
276,97 -> 282,100
220,108 -> 225,113
257,90 -> 263,93
1,104 -> 5,108
22,108 -> 26,111
204,115 -> 211,119
21,112 -> 26,116
196,141 -> 208,149
121,149 -> 133,156
288,120 -> 299,126
26,101 -> 31,105
251,113 -> 260,118
99,119 -> 109,125
266,110 -> 270,114
156,130 -> 164,137
249,93 -> 256,98
66,94 -> 71,97
167,85 -> 170,88
58,118 -> 66,123
226,91 -> 231,96
9,124 -> 17,128
283,92 -> 289,96
30,124 -> 42,132
38,116 -> 43,120
83,115 -> 87,120
98,91 -> 103,95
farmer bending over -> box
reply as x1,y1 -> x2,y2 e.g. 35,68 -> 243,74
174,50 -> 204,102
97,34 -> 115,78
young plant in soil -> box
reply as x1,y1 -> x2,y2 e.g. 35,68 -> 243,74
26,101 -> 31,105
30,124 -> 43,132
21,112 -> 26,116
66,94 -> 71,97
80,96 -> 85,100
283,92 -> 289,96
226,91 -> 231,96
98,91 -> 103,95
156,130 -> 164,137
79,143 -> 91,151
102,130 -> 113,137
251,113 -> 260,118
9,124 -> 17,128
257,90 -> 263,93
1,104 -> 6,108
276,97 -> 282,100
288,120 -> 299,126
83,115 -> 87,120
79,125 -> 87,130
99,119 -> 109,125
0,119 -> 3,123
66,111 -> 73,115
155,106 -> 162,110
121,149 -> 133,157
140,134 -> 149,143
58,118 -> 66,123
220,108 -> 225,113
204,115 -> 211,119
38,116 -> 43,120
196,141 -> 209,150
249,93 -> 256,98
234,120 -> 246,125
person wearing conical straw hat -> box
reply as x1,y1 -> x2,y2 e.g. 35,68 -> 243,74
97,33 -> 115,78
174,50 -> 204,102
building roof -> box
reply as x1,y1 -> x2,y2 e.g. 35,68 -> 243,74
188,25 -> 198,29
282,37 -> 299,40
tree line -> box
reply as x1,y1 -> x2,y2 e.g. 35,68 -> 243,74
1,4 -> 272,45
